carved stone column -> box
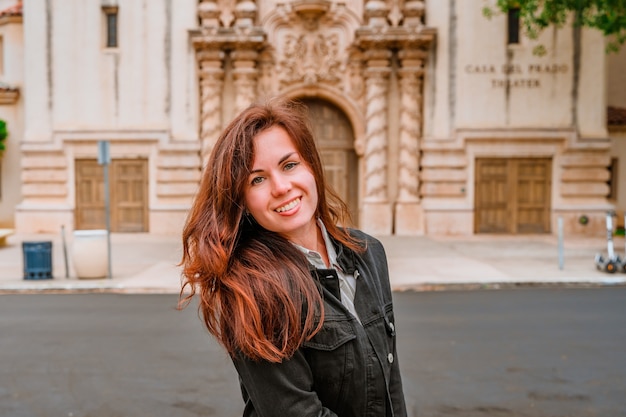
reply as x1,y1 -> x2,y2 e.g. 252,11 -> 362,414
395,49 -> 426,235
234,0 -> 257,28
361,49 -> 392,235
231,49 -> 260,115
402,0 -> 425,28
198,0 -> 220,28
194,0 -> 265,158
354,1 -> 435,235
364,0 -> 389,28
198,50 -> 225,161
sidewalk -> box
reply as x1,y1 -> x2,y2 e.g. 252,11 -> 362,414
1,232 -> 625,294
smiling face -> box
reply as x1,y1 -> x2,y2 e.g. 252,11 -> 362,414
244,126 -> 319,246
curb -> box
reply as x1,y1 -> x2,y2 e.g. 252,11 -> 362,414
3,279 -> 626,295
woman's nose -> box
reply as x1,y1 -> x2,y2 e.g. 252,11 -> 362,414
271,175 -> 291,196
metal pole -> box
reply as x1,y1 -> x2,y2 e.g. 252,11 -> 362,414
99,140 -> 112,280
606,211 -> 615,261
557,217 -> 564,270
61,225 -> 69,278
103,163 -> 112,279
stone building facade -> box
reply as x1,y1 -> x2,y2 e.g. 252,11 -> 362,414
0,0 -> 624,236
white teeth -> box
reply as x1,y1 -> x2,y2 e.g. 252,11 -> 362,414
275,198 -> 300,213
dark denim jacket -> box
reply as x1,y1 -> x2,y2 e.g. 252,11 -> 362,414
232,230 -> 407,417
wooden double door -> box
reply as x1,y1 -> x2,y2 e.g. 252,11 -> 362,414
75,159 -> 148,232
475,158 -> 552,234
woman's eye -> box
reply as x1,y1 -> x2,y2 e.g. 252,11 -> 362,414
284,162 -> 299,171
251,176 -> 264,185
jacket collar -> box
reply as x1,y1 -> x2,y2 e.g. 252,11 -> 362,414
325,229 -> 358,275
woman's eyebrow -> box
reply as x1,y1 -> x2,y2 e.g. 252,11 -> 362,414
249,152 -> 297,174
278,152 -> 296,165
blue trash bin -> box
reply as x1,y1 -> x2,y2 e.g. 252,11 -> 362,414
22,241 -> 53,280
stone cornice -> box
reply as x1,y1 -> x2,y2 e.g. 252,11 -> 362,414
354,26 -> 436,50
190,27 -> 266,51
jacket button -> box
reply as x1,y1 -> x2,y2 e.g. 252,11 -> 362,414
387,353 -> 394,363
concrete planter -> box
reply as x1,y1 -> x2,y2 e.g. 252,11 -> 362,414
72,230 -> 109,279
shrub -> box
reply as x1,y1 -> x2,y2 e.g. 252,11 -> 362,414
0,119 -> 6,153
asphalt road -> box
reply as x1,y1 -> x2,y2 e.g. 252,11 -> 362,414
1,287 -> 625,417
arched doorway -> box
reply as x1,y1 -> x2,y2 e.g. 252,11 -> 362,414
300,98 -> 359,225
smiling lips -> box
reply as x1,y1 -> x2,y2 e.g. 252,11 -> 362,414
275,198 -> 301,213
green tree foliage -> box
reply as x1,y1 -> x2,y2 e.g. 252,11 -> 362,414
483,0 -> 626,54
0,120 -> 6,154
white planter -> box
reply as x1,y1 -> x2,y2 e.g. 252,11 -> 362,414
72,229 -> 109,279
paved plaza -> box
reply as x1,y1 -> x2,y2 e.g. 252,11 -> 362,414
0,231 -> 625,293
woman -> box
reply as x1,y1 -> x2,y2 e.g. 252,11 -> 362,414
180,97 -> 407,417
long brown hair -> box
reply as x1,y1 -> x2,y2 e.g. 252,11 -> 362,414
180,97 -> 363,362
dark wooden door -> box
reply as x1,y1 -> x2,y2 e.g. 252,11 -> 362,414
475,158 -> 551,234
75,159 -> 148,232
302,98 -> 359,225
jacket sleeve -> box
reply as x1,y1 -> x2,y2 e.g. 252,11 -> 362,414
232,349 -> 339,417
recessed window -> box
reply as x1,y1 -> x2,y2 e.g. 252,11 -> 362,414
507,7 -> 520,45
103,6 -> 118,48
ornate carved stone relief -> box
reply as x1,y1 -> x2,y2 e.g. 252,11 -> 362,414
279,31 -> 341,86
263,1 -> 362,99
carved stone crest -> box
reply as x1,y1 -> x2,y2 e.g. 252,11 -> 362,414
279,31 -> 342,86
268,1 -> 358,90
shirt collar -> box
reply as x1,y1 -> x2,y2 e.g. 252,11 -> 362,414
292,219 -> 340,270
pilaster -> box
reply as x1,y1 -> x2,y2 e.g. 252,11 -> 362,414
197,50 -> 225,161
193,0 -> 266,159
354,0 -> 435,235
231,49 -> 260,115
395,49 -> 426,235
362,49 -> 392,235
